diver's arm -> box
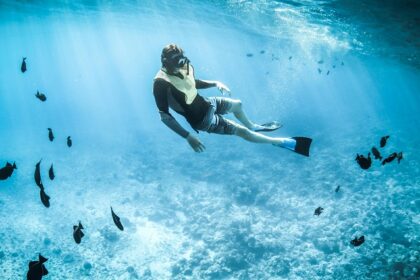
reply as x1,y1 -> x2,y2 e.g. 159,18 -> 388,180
196,79 -> 231,96
159,111 -> 190,138
153,79 -> 205,151
153,80 -> 190,138
160,112 -> 205,152
195,79 -> 217,89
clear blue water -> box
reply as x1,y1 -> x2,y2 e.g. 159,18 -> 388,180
0,1 -> 419,279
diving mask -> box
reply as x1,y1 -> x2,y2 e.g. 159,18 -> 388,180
169,52 -> 189,69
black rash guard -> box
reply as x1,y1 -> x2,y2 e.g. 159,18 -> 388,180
153,76 -> 215,138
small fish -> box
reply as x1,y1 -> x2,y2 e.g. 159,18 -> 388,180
67,136 -> 72,147
0,162 -> 17,180
371,147 -> 382,160
21,57 -> 27,73
317,60 -> 324,64
317,68 -> 322,74
271,54 -> 279,61
382,152 -> 398,165
380,135 -> 389,148
73,221 -> 85,244
111,207 -> 124,231
288,56 -> 292,60
246,53 -> 253,57
355,153 -> 372,170
34,160 -> 43,189
260,50 -> 265,54
350,235 -> 365,247
335,185 -> 340,192
48,164 -> 55,180
40,189 -> 50,208
27,254 -> 49,280
314,207 -> 324,216
47,128 -> 54,142
332,65 -> 336,68
341,61 -> 344,66
397,152 -> 403,163
35,91 -> 47,102
326,70 -> 330,75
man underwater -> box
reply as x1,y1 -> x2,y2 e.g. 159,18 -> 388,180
153,44 -> 312,156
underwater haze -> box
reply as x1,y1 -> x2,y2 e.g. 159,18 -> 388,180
1,0 -> 419,279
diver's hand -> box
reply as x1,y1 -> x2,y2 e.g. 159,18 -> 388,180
215,81 -> 231,97
186,134 -> 206,153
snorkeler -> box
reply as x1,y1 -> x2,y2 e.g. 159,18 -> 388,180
152,44 -> 312,156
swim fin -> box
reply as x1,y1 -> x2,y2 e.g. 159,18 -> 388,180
273,136 -> 312,157
291,137 -> 312,157
254,121 -> 283,132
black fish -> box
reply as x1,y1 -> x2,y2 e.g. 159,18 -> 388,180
335,185 -> 340,192
48,164 -> 55,180
326,70 -> 330,75
260,50 -> 265,54
350,235 -> 365,247
380,135 -> 389,148
246,53 -> 253,57
288,56 -> 292,60
111,207 -> 124,231
35,91 -> 47,102
317,60 -> 324,64
34,160 -> 43,189
317,68 -> 322,74
47,128 -> 54,142
26,254 -> 48,280
67,136 -> 72,147
73,221 -> 85,244
355,153 -> 372,170
0,162 -> 17,180
21,57 -> 27,73
397,152 -> 403,163
382,152 -> 397,165
40,189 -> 50,208
314,207 -> 324,216
371,146 -> 382,160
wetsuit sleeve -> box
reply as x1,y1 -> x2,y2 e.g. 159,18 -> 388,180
195,79 -> 216,89
153,79 -> 171,115
153,80 -> 190,138
159,112 -> 190,138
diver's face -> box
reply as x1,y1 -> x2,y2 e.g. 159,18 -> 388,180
168,53 -> 188,72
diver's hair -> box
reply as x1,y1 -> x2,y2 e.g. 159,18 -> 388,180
161,44 -> 184,68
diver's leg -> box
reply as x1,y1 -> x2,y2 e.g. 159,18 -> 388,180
229,99 -> 254,129
211,115 -> 309,156
209,116 -> 297,151
213,97 -> 280,131
225,99 -> 268,131
234,125 -> 294,148
217,116 -> 294,146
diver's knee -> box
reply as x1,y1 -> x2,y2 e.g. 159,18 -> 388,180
231,99 -> 242,112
